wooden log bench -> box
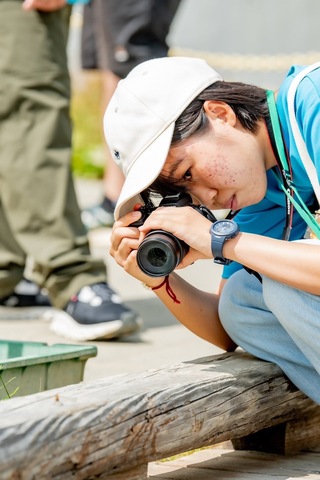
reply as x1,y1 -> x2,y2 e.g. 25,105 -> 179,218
0,351 -> 319,479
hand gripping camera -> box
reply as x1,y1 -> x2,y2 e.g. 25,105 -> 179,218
130,192 -> 218,277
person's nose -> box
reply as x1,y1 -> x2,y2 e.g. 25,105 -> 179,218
189,185 -> 217,207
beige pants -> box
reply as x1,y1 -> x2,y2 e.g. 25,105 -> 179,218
0,2 -> 106,308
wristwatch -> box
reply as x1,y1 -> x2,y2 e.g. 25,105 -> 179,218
209,220 -> 240,265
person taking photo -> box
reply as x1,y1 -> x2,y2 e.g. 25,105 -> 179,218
105,57 -> 320,404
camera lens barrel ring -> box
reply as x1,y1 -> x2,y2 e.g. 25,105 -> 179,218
137,230 -> 189,277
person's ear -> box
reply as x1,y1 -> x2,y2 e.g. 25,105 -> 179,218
203,100 -> 237,126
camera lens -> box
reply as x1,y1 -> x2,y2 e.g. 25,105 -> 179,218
137,230 -> 188,277
146,247 -> 168,268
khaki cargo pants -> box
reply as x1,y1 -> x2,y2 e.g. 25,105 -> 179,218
0,1 -> 106,308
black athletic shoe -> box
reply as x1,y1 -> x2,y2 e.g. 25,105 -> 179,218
49,283 -> 142,341
0,279 -> 51,319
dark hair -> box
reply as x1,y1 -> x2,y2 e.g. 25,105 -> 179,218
146,80 -> 269,199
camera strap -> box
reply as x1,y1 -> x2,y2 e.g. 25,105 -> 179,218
265,90 -> 293,240
266,89 -> 320,240
245,85 -> 320,285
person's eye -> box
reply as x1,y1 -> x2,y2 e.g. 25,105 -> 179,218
182,168 -> 192,181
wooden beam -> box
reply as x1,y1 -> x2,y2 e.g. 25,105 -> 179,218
0,352 -> 318,479
233,406 -> 320,454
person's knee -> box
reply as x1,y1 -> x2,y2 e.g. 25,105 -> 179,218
218,275 -> 239,340
219,270 -> 251,338
262,275 -> 290,318
219,270 -> 265,343
262,274 -> 320,336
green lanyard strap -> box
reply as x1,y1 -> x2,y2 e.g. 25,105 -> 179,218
266,90 -> 320,240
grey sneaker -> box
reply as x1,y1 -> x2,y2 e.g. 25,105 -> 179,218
0,279 -> 51,319
49,283 -> 142,341
81,197 -> 116,230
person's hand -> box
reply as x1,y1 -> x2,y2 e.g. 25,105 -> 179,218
22,0 -> 66,11
138,206 -> 213,268
109,209 -> 166,287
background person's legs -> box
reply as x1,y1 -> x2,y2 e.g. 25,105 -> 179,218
0,3 -> 141,340
100,70 -> 124,206
0,5 -> 106,309
80,0 -> 181,229
0,196 -> 26,298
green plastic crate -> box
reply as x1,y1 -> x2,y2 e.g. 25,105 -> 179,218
0,340 -> 97,400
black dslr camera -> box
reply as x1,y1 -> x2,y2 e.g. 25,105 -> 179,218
130,192 -> 218,277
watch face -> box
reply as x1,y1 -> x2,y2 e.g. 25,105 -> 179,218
213,220 -> 237,235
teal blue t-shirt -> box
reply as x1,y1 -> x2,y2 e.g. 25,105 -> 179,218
223,64 -> 320,279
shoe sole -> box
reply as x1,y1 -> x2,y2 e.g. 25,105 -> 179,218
46,310 -> 143,341
0,306 -> 52,320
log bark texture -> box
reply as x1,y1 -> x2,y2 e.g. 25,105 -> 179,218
0,352 -> 318,479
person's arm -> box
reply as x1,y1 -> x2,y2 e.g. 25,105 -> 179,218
149,272 -> 237,351
138,206 -> 320,295
223,232 -> 320,295
152,232 -> 320,349
22,0 -> 66,11
110,209 -> 237,351
110,206 -> 320,352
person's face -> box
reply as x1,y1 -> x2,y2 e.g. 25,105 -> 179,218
160,101 -> 270,212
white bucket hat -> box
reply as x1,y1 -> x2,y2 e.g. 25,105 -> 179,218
103,57 -> 222,220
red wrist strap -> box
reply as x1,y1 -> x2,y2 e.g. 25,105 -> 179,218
152,275 -> 181,304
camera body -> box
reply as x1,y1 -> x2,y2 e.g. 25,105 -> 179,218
131,192 -> 217,277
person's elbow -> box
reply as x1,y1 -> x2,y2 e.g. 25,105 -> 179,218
225,338 -> 238,352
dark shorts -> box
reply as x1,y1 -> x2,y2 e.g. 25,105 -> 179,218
81,0 -> 180,78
